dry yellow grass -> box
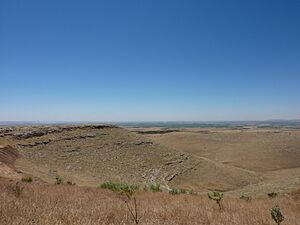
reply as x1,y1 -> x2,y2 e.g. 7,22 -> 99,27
1,125 -> 300,194
0,178 -> 299,225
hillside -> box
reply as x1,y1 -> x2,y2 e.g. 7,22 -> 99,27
0,124 -> 263,193
1,177 -> 299,225
0,124 -> 300,224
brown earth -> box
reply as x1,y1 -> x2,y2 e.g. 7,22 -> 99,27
0,125 -> 299,195
0,124 -> 300,225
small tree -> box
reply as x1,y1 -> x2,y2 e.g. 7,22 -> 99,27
125,196 -> 141,225
271,205 -> 284,225
123,185 -> 141,225
208,191 -> 224,210
100,181 -> 141,224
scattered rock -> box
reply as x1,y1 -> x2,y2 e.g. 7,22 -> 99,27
167,173 -> 178,181
0,128 -> 13,133
60,134 -> 96,141
14,130 -> 48,139
18,140 -> 52,147
136,129 -> 179,135
134,140 -> 153,146
12,125 -> 116,140
0,128 -> 13,136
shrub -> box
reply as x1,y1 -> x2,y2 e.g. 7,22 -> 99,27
271,205 -> 284,225
149,183 -> 161,192
100,182 -> 139,195
21,176 -> 33,183
208,191 -> 224,209
55,175 -> 63,185
268,192 -> 278,198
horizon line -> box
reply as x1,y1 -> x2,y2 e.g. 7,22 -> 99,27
1,119 -> 300,124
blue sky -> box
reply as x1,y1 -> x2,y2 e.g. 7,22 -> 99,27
0,0 -> 299,121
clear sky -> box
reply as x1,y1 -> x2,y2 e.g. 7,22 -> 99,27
0,0 -> 299,121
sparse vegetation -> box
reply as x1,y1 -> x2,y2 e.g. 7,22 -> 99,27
149,183 -> 161,192
208,191 -> 224,209
100,181 -> 139,195
268,192 -> 278,198
1,178 -> 299,225
21,176 -> 33,183
271,205 -> 285,225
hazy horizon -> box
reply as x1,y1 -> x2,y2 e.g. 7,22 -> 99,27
1,0 -> 299,121
1,118 -> 300,124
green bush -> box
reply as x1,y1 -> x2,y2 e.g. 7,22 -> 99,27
149,183 -> 161,192
21,176 -> 33,183
100,181 -> 139,195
